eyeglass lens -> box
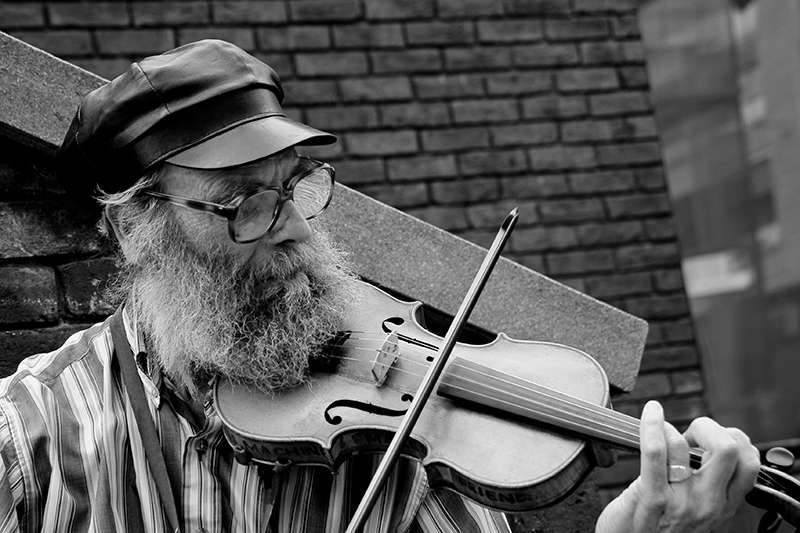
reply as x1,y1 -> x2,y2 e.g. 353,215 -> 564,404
233,168 -> 332,242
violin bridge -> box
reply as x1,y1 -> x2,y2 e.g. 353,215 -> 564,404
372,332 -> 399,387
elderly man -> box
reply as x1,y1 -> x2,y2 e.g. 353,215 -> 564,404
0,40 -> 759,533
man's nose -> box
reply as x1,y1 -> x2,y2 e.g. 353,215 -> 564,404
265,200 -> 312,247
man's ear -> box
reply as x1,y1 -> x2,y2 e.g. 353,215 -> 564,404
104,205 -> 134,262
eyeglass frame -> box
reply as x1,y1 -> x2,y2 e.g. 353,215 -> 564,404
144,155 -> 335,244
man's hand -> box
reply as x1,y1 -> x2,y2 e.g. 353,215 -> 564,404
596,401 -> 761,533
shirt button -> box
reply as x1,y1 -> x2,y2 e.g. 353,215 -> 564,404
194,438 -> 208,453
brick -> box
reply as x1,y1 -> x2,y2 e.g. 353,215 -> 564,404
254,52 -> 294,77
133,2 -> 209,27
360,183 -> 429,208
492,122 -> 557,146
380,102 -> 451,127
256,26 -> 331,51
581,41 -> 644,64
569,170 -> 635,193
504,0 -> 573,16
528,146 -> 596,170
467,200 -> 533,228
438,0 -> 503,18
547,249 -> 615,275
585,272 -> 652,298
295,52 -> 369,76
623,294 -> 689,320
339,76 -> 413,102
662,396 -> 707,424
364,0 -> 433,20
48,3 -> 130,27
0,202 -> 103,258
290,0 -> 362,22
510,226 -> 578,252
545,18 -> 609,41
639,345 -> 699,371
623,116 -> 658,139
523,95 -> 587,119
644,218 -> 677,240
431,178 -> 500,204
0,326 -> 87,375
654,268 -> 685,292
513,43 -> 580,67
477,19 -> 543,43
611,15 -> 641,38
671,370 -> 703,394
619,66 -> 650,88
406,21 -> 475,46
486,71 -> 552,96
0,3 -> 45,28
414,74 -> 484,99
407,205 -> 469,232
617,242 -> 680,269
539,198 -> 605,222
502,174 -> 569,197
458,149 -> 528,176
282,79 -> 340,104
444,47 -> 512,71
97,29 -> 175,55
606,192 -> 671,218
176,28 -> 253,50
556,67 -> 618,92
305,105 -> 379,131
577,220 -> 643,245
635,167 -> 667,190
563,119 -> 644,143
451,98 -> 519,125
371,49 -> 443,74
345,130 -> 418,156
11,30 -> 93,56
575,0 -> 639,12
387,154 -> 457,181
420,127 -> 490,152
657,319 -> 695,343
590,91 -> 651,116
212,2 -> 288,24
596,142 -> 662,166
0,267 -> 57,324
58,258 -> 117,318
330,158 -> 386,186
332,23 -> 403,48
626,372 -> 671,399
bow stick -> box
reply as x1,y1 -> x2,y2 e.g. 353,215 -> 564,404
344,208 -> 520,533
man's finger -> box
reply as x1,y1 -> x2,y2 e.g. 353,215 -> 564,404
639,400 -> 669,491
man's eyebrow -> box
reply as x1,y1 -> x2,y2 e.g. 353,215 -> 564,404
204,178 -> 253,204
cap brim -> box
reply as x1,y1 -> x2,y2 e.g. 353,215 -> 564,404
165,115 -> 336,169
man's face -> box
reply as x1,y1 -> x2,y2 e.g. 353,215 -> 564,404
160,148 -> 314,268
113,150 -> 361,397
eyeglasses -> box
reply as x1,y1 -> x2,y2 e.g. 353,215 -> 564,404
145,156 -> 335,243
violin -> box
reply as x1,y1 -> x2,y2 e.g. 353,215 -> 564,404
214,280 -> 800,528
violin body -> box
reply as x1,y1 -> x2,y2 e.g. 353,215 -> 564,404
215,281 -> 612,512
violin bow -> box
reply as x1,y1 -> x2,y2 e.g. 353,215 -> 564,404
344,208 -> 520,533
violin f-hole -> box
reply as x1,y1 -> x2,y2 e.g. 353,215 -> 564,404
324,395 -> 413,425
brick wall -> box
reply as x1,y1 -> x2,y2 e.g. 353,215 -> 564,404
0,0 -> 704,507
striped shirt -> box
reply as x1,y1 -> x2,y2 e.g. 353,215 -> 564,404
0,309 -> 511,533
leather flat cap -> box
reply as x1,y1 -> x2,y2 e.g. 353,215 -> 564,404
58,39 -> 336,200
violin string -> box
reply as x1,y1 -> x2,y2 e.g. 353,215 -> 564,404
321,336 -> 780,490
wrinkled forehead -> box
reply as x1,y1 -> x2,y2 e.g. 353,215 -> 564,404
160,148 -> 302,200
